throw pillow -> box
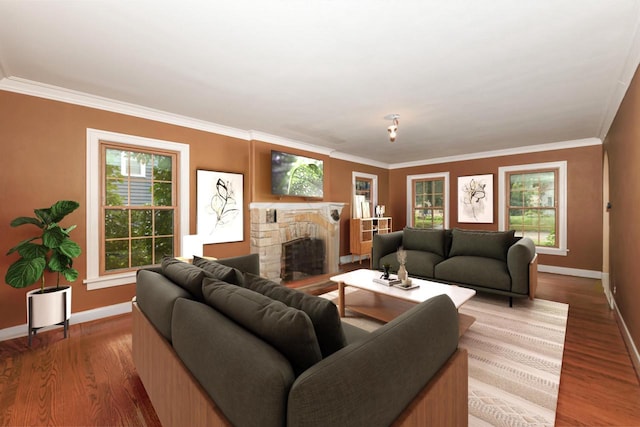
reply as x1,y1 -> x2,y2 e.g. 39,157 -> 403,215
402,227 -> 445,257
242,272 -> 347,358
448,229 -> 516,261
202,278 -> 322,376
193,255 -> 242,285
161,257 -> 206,300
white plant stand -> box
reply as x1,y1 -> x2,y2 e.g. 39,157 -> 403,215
26,286 -> 72,346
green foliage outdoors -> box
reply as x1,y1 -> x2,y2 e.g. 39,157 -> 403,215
5,200 -> 82,291
103,149 -> 174,271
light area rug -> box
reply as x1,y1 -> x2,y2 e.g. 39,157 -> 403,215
320,290 -> 568,427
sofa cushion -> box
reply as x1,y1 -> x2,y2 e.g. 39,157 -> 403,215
172,298 -> 293,427
403,228 -> 446,257
435,256 -> 512,291
136,269 -> 193,342
379,250 -> 443,279
161,257 -> 206,300
192,255 -> 242,285
242,272 -> 347,358
449,229 -> 515,261
202,278 -> 322,375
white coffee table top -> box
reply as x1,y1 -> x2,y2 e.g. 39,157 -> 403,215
330,269 -> 476,309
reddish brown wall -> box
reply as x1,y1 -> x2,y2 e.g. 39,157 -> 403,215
389,145 -> 603,271
0,90 -> 390,329
604,65 -> 640,352
0,90 -> 251,329
250,140 -> 389,257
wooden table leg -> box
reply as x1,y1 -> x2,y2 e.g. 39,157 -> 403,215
338,281 -> 346,317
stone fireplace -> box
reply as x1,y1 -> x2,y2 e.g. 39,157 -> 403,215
249,202 -> 345,283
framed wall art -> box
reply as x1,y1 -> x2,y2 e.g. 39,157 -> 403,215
458,174 -> 493,223
197,170 -> 244,244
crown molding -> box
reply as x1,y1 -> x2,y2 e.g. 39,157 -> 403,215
0,77 -> 604,170
388,137 -> 602,170
329,151 -> 389,169
0,77 -> 250,140
248,130 -> 335,156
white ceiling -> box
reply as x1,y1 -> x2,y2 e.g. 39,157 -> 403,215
1,1 -> 640,166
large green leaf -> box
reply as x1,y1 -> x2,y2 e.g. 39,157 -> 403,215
48,251 -> 70,272
61,268 -> 79,283
50,200 -> 80,223
43,225 -> 66,248
58,239 -> 82,258
34,208 -> 54,225
6,237 -> 38,255
5,257 -> 46,288
17,243 -> 48,260
10,216 -> 44,228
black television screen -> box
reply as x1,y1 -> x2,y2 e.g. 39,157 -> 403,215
271,150 -> 324,198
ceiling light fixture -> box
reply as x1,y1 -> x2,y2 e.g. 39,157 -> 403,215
384,114 -> 400,142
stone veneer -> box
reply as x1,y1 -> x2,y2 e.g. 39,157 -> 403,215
249,202 -> 345,283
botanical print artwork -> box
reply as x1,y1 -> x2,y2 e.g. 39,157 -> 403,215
458,174 -> 493,223
197,170 -> 244,243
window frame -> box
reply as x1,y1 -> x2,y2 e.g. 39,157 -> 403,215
86,129 -> 190,290
102,143 -> 178,274
406,172 -> 450,229
498,161 -> 567,256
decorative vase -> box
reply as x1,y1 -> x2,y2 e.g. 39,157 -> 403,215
397,264 -> 408,282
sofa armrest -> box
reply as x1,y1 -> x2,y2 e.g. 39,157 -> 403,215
371,231 -> 403,270
287,294 -> 460,427
507,237 -> 536,295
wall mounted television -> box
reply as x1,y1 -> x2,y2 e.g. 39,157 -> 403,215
271,150 -> 324,198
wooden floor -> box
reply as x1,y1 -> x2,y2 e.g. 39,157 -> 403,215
0,271 -> 639,426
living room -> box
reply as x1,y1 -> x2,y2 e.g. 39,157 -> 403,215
1,2 -> 640,426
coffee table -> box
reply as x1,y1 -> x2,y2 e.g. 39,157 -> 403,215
330,269 -> 476,336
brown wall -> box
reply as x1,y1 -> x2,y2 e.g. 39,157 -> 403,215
0,88 -> 606,332
0,90 -> 389,329
389,145 -> 603,271
0,90 -> 251,329
250,140 -> 389,257
604,65 -> 640,352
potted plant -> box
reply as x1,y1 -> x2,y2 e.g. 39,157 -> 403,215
5,200 -> 81,345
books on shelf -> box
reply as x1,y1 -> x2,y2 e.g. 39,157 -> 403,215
373,277 -> 401,286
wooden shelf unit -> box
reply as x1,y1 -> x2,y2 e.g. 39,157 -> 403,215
350,217 -> 392,264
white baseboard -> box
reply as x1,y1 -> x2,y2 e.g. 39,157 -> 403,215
537,264 -> 602,279
340,254 -> 369,265
0,301 -> 132,342
612,298 -> 640,381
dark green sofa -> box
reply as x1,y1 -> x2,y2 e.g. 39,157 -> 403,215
372,228 -> 537,305
132,253 -> 469,427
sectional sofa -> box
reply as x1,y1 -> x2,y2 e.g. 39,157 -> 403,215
372,228 -> 538,305
132,253 -> 469,427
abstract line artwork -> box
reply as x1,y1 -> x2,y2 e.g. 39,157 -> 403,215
197,170 -> 243,244
458,174 -> 493,223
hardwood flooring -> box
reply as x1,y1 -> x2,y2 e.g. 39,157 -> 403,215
0,270 -> 638,426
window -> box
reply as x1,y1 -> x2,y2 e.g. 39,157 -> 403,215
499,161 -> 567,256
86,129 -> 190,290
103,144 -> 176,273
352,172 -> 378,217
406,172 -> 450,229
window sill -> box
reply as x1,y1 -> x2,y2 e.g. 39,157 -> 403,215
535,247 -> 568,256
84,271 -> 137,290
